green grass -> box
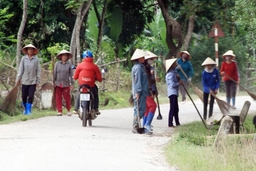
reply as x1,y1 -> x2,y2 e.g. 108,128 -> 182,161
165,114 -> 256,171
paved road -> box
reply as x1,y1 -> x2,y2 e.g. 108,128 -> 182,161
0,96 -> 255,171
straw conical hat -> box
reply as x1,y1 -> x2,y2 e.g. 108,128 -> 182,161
179,51 -> 191,58
131,49 -> 148,61
21,44 -> 39,55
222,50 -> 235,58
165,58 -> 177,72
145,50 -> 158,60
56,50 -> 73,60
201,57 -> 216,66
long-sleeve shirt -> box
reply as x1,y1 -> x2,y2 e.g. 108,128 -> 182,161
220,61 -> 239,81
54,61 -> 74,87
131,62 -> 149,99
16,55 -> 41,85
166,69 -> 179,97
176,58 -> 194,81
202,68 -> 220,93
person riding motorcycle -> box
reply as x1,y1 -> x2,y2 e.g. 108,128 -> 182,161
73,50 -> 102,115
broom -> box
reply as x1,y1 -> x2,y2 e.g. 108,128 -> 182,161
224,73 -> 256,100
179,67 -> 204,102
0,84 -> 19,116
209,91 -> 236,115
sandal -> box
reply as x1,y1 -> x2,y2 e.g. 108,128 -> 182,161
57,113 -> 62,116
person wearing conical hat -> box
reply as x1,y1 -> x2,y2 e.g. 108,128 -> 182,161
131,49 -> 149,133
16,44 -> 41,115
166,58 -> 182,127
142,51 -> 158,134
176,51 -> 194,103
220,50 -> 239,107
201,57 -> 220,120
54,50 -> 74,116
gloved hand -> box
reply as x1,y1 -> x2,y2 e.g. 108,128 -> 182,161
176,65 -> 181,70
188,77 -> 192,82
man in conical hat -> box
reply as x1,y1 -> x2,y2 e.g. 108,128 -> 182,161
201,57 -> 220,120
131,49 -> 149,133
220,50 -> 239,107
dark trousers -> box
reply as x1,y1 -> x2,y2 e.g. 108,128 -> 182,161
225,80 -> 237,98
22,84 -> 36,104
168,95 -> 180,127
203,92 -> 215,120
75,85 -> 99,111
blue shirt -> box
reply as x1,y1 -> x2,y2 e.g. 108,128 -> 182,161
176,58 -> 194,81
166,69 -> 179,97
202,68 -> 220,93
132,62 -> 149,99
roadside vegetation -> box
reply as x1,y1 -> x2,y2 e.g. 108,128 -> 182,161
166,114 -> 256,171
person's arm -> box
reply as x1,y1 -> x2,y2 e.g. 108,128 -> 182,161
53,62 -> 58,85
73,64 -> 81,80
95,65 -> 102,82
188,62 -> 194,79
133,66 -> 142,98
36,57 -> 41,85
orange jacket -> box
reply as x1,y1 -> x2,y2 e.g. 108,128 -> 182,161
73,58 -> 102,87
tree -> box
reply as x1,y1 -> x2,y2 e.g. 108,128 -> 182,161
16,0 -> 27,69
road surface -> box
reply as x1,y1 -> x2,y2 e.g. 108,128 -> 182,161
0,96 -> 255,171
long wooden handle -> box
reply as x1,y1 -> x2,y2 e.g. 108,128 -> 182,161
182,84 -> 208,129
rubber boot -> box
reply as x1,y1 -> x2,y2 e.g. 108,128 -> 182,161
143,115 -> 148,127
144,112 -> 154,134
231,97 -> 235,107
22,102 -> 27,114
25,103 -> 32,115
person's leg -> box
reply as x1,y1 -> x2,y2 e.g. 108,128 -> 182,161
203,92 -> 209,120
55,86 -> 63,115
91,86 -> 100,114
183,81 -> 189,101
21,85 -> 29,114
209,94 -> 215,118
26,84 -> 36,114
63,86 -> 71,116
143,96 -> 149,127
173,95 -> 180,125
230,82 -> 237,107
179,84 -> 185,102
73,91 -> 80,113
168,95 -> 175,127
144,96 -> 157,132
225,81 -> 231,104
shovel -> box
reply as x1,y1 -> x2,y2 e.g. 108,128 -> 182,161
136,100 -> 145,134
155,94 -> 163,120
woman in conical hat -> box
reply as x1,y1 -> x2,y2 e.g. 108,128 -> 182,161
131,49 -> 149,133
201,57 -> 220,120
54,50 -> 74,116
220,50 -> 239,107
16,44 -> 41,115
165,58 -> 182,127
176,50 -> 194,103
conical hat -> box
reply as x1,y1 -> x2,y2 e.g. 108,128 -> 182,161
21,44 -> 39,55
222,50 -> 235,58
165,58 -> 177,72
179,51 -> 191,59
201,57 -> 216,66
131,49 -> 148,61
56,50 -> 73,60
145,50 -> 158,60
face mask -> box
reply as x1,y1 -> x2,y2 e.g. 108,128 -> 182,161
147,59 -> 154,65
225,56 -> 231,61
182,54 -> 187,59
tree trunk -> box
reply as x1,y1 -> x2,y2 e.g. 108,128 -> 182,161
157,0 -> 183,59
16,0 -> 28,69
95,0 -> 108,56
183,15 -> 195,51
70,0 -> 93,65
